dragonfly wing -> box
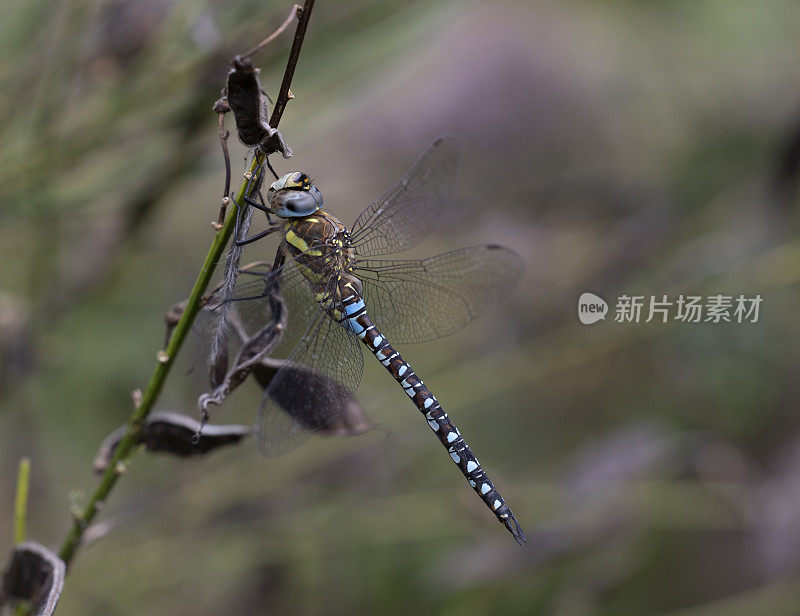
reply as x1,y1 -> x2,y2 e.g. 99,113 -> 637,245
191,265 -> 304,383
216,256 -> 330,357
354,244 -> 523,344
255,283 -> 365,456
349,137 -> 460,256
226,265 -> 312,353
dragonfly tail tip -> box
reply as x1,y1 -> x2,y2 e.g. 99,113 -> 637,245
504,514 -> 527,547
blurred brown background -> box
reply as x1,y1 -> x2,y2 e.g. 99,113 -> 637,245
2,0 -> 800,614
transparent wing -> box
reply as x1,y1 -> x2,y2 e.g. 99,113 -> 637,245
221,245 -> 339,355
199,251 -> 364,456
191,257 -> 322,396
354,244 -> 523,344
226,262 -> 317,355
255,279 -> 364,456
349,137 -> 460,256
190,262 -> 296,380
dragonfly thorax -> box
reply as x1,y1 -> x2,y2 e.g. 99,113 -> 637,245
284,210 -> 359,298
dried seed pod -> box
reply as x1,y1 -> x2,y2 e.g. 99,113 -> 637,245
252,358 -> 374,437
226,56 -> 291,157
226,55 -> 266,147
0,542 -> 65,616
93,411 -> 250,473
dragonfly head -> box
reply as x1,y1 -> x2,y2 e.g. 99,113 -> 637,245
266,172 -> 323,218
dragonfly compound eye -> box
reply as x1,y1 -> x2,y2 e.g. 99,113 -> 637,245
271,189 -> 321,217
267,172 -> 322,216
309,185 -> 323,207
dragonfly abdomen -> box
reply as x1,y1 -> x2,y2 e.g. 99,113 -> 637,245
340,292 -> 526,546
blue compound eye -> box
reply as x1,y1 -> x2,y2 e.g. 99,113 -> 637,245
267,173 -> 322,217
309,185 -> 323,207
284,193 -> 315,213
272,190 -> 320,217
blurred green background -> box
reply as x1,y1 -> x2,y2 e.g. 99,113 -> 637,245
2,0 -> 800,614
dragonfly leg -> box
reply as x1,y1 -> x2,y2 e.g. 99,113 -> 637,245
233,225 -> 279,247
238,269 -> 271,277
243,195 -> 271,214
228,246 -> 287,302
269,244 -> 287,290
234,190 -> 280,245
256,191 -> 277,225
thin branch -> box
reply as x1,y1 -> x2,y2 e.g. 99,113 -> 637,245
269,0 -> 314,128
214,110 -> 232,227
13,458 -> 31,544
242,4 -> 301,59
55,2 -> 315,569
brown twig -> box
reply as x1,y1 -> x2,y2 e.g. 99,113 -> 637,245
242,4 -> 302,59
269,0 -> 314,128
214,110 -> 232,228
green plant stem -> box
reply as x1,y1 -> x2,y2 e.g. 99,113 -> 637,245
13,457 -> 31,544
56,153 -> 263,567
55,0 -> 314,570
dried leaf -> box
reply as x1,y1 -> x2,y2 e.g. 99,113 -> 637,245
93,411 -> 250,473
0,542 -> 65,616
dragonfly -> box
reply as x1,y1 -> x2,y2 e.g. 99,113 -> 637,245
219,138 -> 526,544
